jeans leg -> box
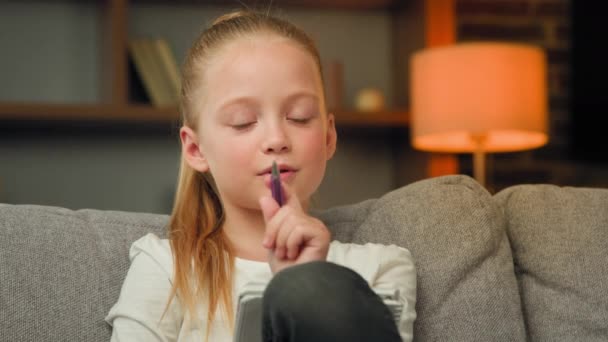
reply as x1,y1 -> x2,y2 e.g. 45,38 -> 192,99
262,261 -> 401,342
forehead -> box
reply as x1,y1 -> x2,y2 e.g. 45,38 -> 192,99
212,34 -> 319,75
197,35 -> 323,110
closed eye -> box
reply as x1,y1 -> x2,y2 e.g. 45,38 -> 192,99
288,118 -> 311,124
231,122 -> 256,130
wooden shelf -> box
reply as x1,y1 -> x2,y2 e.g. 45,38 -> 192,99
0,102 -> 179,122
130,0 -> 403,11
0,102 -> 408,127
333,109 -> 409,127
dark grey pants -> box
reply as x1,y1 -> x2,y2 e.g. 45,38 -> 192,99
262,261 -> 401,342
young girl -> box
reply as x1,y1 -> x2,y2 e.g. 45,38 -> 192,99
106,10 -> 416,341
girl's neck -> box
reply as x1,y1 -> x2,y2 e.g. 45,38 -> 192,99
221,204 -> 268,262
220,198 -> 312,262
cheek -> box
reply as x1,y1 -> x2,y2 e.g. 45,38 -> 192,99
296,129 -> 328,198
232,150 -> 257,173
295,129 -> 329,194
219,137 -> 257,167
300,129 -> 327,159
204,130 -> 257,171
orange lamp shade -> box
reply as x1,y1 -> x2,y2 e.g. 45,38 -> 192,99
410,42 -> 548,153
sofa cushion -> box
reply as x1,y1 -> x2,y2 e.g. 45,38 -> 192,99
495,184 -> 608,341
0,204 -> 169,342
316,175 -> 526,341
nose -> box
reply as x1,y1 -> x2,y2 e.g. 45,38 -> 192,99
262,121 -> 291,154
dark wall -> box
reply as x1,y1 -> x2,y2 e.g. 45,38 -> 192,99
571,2 -> 608,163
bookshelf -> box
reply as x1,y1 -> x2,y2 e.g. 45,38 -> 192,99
1,0 -> 457,182
0,0 -> 420,127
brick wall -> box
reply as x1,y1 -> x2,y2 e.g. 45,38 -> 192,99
454,0 -> 581,191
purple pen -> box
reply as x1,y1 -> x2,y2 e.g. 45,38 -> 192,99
270,161 -> 284,206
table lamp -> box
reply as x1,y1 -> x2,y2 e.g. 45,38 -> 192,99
410,42 -> 548,187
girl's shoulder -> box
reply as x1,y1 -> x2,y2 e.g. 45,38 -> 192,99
128,233 -> 173,275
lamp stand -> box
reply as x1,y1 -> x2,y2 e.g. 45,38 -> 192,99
471,133 -> 487,188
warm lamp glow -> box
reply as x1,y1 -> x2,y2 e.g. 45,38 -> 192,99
410,42 -> 548,186
411,42 -> 548,152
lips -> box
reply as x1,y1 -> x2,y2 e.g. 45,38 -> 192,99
261,170 -> 297,188
257,163 -> 297,176
258,163 -> 298,188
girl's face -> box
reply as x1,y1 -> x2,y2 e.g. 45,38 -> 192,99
182,35 -> 337,211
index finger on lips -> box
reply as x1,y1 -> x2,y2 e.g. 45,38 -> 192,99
262,204 -> 292,249
259,196 -> 280,223
280,181 -> 303,211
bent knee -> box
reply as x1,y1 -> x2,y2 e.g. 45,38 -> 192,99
264,261 -> 370,310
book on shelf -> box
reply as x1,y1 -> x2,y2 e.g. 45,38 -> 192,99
128,38 -> 181,107
153,38 -> 181,103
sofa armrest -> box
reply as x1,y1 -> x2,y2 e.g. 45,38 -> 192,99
496,185 -> 608,341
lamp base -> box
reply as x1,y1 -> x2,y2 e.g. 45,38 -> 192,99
471,134 -> 487,188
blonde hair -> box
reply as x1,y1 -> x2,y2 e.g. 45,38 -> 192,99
165,10 -> 324,340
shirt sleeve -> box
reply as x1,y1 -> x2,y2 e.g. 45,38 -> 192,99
105,233 -> 183,342
373,245 -> 417,342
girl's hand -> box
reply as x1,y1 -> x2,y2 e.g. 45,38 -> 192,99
259,182 -> 331,274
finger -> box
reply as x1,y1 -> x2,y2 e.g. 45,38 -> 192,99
259,196 -> 281,248
262,204 -> 292,249
259,196 -> 280,223
285,225 -> 305,260
280,181 -> 303,211
273,211 -> 298,259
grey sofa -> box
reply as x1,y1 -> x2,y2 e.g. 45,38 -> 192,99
1,175 -> 607,341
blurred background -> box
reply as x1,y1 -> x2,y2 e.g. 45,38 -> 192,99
0,0 -> 605,214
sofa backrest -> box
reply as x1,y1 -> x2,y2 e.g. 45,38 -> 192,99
317,174 -> 526,341
0,205 -> 169,341
495,184 -> 608,341
1,175 -> 526,341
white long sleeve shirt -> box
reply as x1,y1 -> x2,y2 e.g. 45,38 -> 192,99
105,233 -> 416,341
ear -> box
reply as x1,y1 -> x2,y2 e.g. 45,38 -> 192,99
325,113 -> 337,160
180,126 -> 209,173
